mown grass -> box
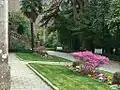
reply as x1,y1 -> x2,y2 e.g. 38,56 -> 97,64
16,53 -> 71,62
29,63 -> 112,90
99,70 -> 113,76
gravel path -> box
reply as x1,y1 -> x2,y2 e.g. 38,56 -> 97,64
9,53 -> 52,90
47,51 -> 120,73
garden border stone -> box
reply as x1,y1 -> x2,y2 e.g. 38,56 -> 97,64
27,64 -> 59,90
16,54 -> 24,61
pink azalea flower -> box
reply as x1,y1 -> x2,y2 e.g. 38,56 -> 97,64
72,51 -> 109,73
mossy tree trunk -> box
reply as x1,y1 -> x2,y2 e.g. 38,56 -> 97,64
0,0 -> 10,89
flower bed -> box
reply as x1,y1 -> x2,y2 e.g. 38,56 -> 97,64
72,51 -> 109,75
69,51 -> 120,89
70,51 -> 120,89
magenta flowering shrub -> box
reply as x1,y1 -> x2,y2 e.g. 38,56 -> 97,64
72,51 -> 109,74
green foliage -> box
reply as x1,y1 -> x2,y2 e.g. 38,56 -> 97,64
16,53 -> 71,62
40,0 -> 120,53
9,11 -> 31,51
103,53 -> 120,62
9,11 -> 29,35
20,0 -> 42,22
72,0 -> 110,50
47,12 -> 80,50
17,24 -> 25,35
106,0 -> 120,48
20,0 -> 43,50
29,63 -> 112,90
45,31 -> 59,48
10,40 -> 25,50
41,0 -> 110,51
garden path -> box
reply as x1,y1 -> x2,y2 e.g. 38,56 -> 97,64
47,51 -> 120,73
9,53 -> 52,90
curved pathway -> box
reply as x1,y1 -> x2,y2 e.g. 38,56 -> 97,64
47,51 -> 120,73
9,53 -> 52,90
8,51 -> 120,90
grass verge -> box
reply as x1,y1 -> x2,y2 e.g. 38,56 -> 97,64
16,53 -> 71,62
29,63 -> 112,90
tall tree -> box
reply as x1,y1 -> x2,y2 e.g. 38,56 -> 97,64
40,0 -> 88,50
72,0 -> 110,51
20,0 -> 42,50
41,0 -> 116,52
107,0 -> 120,53
40,0 -> 88,26
0,0 -> 10,89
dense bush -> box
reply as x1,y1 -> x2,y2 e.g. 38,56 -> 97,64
103,53 -> 120,62
9,11 -> 30,35
72,51 -> 109,74
9,11 -> 31,51
45,31 -> 59,48
10,40 -> 25,50
112,72 -> 120,85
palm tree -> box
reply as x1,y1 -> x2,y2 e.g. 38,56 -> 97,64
20,0 -> 42,50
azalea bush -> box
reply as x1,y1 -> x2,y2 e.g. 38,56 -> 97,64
72,51 -> 109,75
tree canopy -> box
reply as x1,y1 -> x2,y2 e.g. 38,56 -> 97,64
19,0 -> 120,53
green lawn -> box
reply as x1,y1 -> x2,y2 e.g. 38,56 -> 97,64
99,70 -> 113,76
16,53 -> 71,62
29,63 -> 112,90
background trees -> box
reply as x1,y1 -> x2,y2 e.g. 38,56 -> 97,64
40,0 -> 111,52
20,0 -> 42,50
106,0 -> 120,54
9,11 -> 29,35
9,11 -> 31,51
17,0 -> 120,54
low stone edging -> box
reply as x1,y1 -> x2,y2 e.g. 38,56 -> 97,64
27,64 -> 59,90
16,54 -> 24,61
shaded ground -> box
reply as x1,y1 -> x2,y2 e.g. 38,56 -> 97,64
9,53 -> 52,90
47,51 -> 120,73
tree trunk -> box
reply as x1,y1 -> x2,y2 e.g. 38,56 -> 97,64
30,21 -> 34,51
43,25 -> 46,43
0,0 -> 10,89
72,0 -> 77,22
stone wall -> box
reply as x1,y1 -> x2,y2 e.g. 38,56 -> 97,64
0,0 -> 10,90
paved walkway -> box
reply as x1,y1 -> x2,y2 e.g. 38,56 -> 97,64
47,51 -> 120,73
47,51 -> 75,61
9,53 -> 52,90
